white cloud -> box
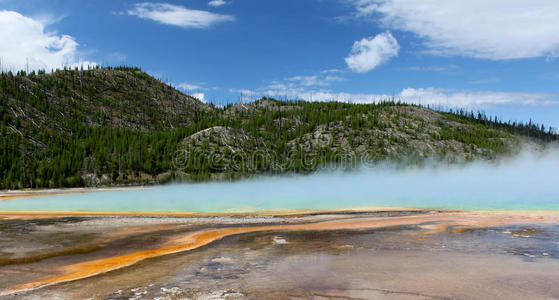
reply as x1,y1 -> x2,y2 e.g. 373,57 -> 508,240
350,0 -> 559,60
178,82 -> 207,91
286,76 -> 329,87
397,88 -> 559,108
345,31 -> 399,73
320,68 -> 343,74
0,10 -> 95,72
407,65 -> 458,72
257,83 -> 559,109
208,0 -> 230,7
228,88 -> 259,102
257,72 -> 347,95
192,92 -> 205,103
127,2 -> 234,28
34,13 -> 67,26
467,77 -> 501,85
228,88 -> 257,95
324,75 -> 345,82
290,75 -> 344,86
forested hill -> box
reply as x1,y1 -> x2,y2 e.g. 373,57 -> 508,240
0,66 -> 208,133
0,67 -> 556,189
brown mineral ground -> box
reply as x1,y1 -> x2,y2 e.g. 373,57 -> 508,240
2,210 -> 557,297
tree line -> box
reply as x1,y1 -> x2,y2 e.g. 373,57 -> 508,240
0,67 -> 556,189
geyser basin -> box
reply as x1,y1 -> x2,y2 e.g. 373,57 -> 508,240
1,151 -> 558,213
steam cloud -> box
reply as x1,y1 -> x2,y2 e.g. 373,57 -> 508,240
0,149 -> 558,212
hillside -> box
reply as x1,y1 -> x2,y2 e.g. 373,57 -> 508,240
0,67 -> 556,189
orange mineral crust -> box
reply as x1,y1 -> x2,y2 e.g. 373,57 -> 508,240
2,211 -> 557,296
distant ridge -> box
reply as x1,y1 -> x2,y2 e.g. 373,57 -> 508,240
0,67 -> 556,188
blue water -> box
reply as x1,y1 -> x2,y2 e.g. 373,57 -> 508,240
1,151 -> 558,212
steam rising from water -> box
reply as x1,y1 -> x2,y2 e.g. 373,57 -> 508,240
1,149 -> 558,212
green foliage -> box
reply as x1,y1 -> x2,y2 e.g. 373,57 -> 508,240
0,67 -> 555,188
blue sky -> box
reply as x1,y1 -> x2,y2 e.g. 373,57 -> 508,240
1,0 -> 559,130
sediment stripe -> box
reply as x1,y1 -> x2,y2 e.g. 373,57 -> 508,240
1,212 -> 555,296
